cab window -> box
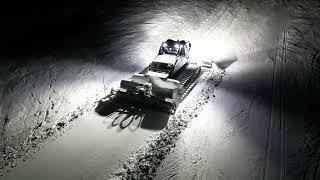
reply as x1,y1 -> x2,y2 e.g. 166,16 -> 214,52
179,46 -> 185,56
184,45 -> 189,57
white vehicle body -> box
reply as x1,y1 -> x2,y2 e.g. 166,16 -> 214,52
112,39 -> 196,114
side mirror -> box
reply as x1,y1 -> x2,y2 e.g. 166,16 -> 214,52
189,43 -> 191,48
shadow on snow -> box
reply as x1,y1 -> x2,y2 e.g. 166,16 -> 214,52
95,99 -> 170,131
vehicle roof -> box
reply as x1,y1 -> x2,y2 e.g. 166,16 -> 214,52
153,54 -> 176,64
165,39 -> 188,45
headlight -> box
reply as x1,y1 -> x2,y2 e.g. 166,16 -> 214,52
174,44 -> 179,49
163,43 -> 167,47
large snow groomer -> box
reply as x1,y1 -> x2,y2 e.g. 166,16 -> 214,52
109,39 -> 202,114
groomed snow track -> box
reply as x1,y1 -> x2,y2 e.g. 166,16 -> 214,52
109,67 -> 223,180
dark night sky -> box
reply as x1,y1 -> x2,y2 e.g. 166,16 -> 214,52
0,1 -> 124,57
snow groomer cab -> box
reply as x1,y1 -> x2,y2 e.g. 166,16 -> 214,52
156,39 -> 192,76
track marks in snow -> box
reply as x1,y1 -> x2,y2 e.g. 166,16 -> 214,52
0,61 -> 110,176
280,18 -> 288,180
263,8 -> 289,180
287,1 -> 320,179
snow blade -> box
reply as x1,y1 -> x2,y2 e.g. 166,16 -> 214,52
115,90 -> 177,114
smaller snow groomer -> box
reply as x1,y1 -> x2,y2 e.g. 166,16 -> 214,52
109,39 -> 202,114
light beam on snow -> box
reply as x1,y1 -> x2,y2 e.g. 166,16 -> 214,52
188,30 -> 236,62
139,13 -> 237,66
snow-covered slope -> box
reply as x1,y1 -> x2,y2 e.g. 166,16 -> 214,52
1,0 -> 320,179
156,0 -> 320,179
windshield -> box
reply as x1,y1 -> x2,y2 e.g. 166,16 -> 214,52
149,62 -> 173,73
158,41 -> 180,55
